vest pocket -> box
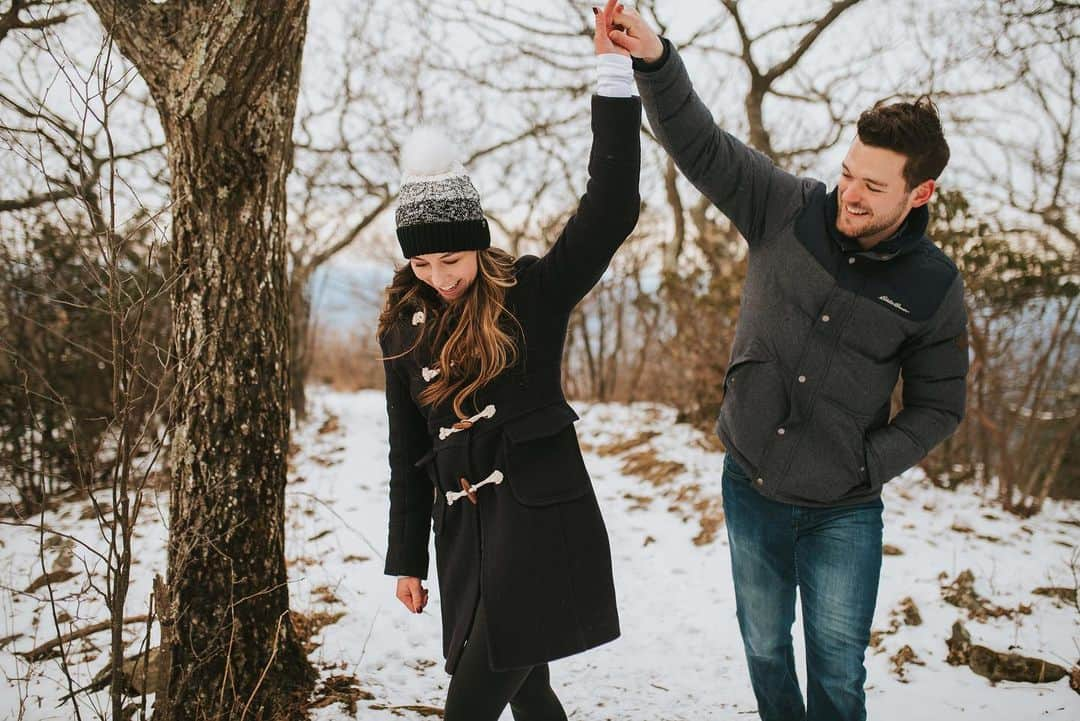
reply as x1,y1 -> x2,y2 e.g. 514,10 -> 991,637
502,403 -> 591,507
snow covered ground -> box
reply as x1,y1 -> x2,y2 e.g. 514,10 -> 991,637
1,386 -> 1078,719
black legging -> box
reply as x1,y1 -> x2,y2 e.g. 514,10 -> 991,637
444,603 -> 569,721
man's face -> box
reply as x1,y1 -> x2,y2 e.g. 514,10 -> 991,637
837,137 -> 934,248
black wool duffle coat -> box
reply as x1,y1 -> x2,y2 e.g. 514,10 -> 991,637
380,95 -> 642,674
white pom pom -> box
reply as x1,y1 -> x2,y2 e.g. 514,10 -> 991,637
401,127 -> 461,178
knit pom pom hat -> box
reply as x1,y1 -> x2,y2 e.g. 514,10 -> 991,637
395,128 -> 490,258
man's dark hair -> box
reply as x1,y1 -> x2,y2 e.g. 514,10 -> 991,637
857,95 -> 950,189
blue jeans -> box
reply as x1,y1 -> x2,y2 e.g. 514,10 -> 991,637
722,454 -> 883,721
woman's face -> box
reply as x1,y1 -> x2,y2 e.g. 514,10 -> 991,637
409,250 -> 479,302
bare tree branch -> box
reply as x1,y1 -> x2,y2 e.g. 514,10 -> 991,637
0,0 -> 74,46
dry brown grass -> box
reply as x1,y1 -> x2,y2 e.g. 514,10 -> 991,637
870,596 -> 923,651
941,570 -> 1033,621
292,609 -> 347,655
307,674 -> 374,714
604,443 -> 726,546
308,326 -> 383,392
692,501 -> 725,546
596,431 -> 660,456
619,450 -> 686,487
317,413 -> 341,435
890,644 -> 925,681
310,585 -> 342,606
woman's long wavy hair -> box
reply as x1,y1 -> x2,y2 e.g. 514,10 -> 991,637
377,248 -> 521,419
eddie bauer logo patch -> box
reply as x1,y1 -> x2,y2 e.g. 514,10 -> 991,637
878,295 -> 911,314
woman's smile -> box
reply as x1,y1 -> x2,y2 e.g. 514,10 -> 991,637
438,278 -> 463,299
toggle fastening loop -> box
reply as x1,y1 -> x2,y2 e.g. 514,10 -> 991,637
438,404 -> 496,440
446,470 -> 504,506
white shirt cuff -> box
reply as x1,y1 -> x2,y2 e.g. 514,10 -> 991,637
596,53 -> 636,98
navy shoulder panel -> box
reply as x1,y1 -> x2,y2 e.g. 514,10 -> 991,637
912,236 -> 959,276
793,181 -> 834,270
864,237 -> 959,322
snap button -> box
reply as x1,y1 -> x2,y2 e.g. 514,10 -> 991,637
755,477 -> 765,486
798,375 -> 806,383
777,428 -> 786,436
822,314 -> 831,322
848,257 -> 856,265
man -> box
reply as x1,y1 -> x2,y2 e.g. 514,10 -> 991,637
609,8 -> 968,721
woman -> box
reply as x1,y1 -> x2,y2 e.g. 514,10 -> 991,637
378,3 -> 639,718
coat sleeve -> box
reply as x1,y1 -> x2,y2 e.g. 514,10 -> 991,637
634,39 -> 808,247
381,333 -> 435,579
865,275 -> 969,485
521,94 -> 641,313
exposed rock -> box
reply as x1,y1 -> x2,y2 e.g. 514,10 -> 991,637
946,621 -> 1069,685
946,621 -> 972,666
1032,586 -> 1077,606
62,647 -> 167,701
24,569 -> 78,594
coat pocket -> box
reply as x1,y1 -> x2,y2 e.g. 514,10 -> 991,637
789,395 -> 874,502
501,403 -> 591,507
719,340 -> 791,462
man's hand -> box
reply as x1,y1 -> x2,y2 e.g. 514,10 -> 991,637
609,5 -> 664,63
594,0 -> 628,56
396,577 -> 428,614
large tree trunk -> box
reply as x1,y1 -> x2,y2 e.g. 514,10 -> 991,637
86,3 -> 314,719
288,267 -> 312,423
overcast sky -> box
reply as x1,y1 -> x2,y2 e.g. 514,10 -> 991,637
0,1 -> 1072,277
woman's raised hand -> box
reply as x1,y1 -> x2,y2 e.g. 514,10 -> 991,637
396,576 -> 429,614
608,4 -> 664,63
593,0 -> 628,56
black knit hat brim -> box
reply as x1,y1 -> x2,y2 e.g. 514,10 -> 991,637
397,218 -> 491,258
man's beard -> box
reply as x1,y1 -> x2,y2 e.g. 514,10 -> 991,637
837,195 -> 908,243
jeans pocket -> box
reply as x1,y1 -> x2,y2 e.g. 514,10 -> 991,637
723,453 -> 753,484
